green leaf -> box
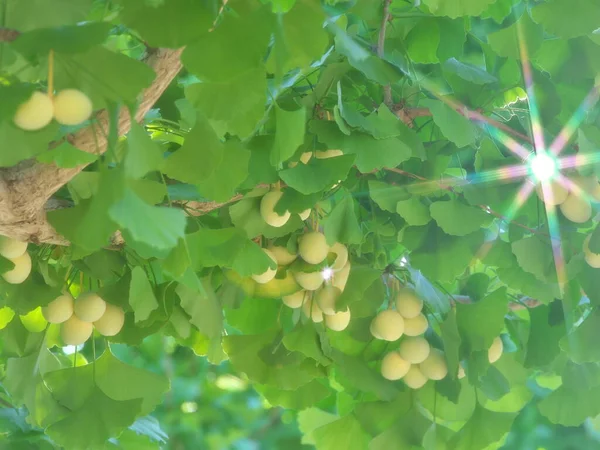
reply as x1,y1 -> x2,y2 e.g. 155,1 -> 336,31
282,323 -> 331,366
487,12 -> 543,59
531,0 -> 600,39
184,71 -> 267,138
456,288 -> 508,351
560,310 -> 600,363
525,303 -> 565,368
368,181 -> 410,213
186,227 -> 274,276
48,170 -> 124,251
46,388 -> 142,450
311,121 -> 411,172
298,408 -> 337,446
55,46 -> 155,107
443,58 -> 497,85
176,282 -> 223,339
323,192 -> 362,245
109,188 -> 186,253
406,19 -> 440,64
256,379 -> 331,410
124,122 -> 164,179
423,0 -> 497,18
396,197 -> 432,226
5,0 -> 92,31
12,22 -> 112,60
420,99 -> 477,147
430,199 -> 489,236
538,384 -> 600,426
449,406 -> 516,450
441,309 -> 461,379
37,142 -> 98,168
313,414 -> 370,450
271,0 -> 329,72
271,106 -> 306,166
129,267 -> 158,323
161,119 -> 224,184
118,0 -> 214,47
337,266 -> 383,312
279,154 -> 355,194
0,121 -> 60,167
226,297 -> 280,334
511,236 -> 555,282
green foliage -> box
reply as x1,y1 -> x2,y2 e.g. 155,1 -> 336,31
2,0 -> 600,448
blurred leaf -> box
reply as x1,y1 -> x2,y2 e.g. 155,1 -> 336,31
430,199 -> 489,236
279,154 -> 355,195
129,266 -> 158,323
323,192 -> 362,245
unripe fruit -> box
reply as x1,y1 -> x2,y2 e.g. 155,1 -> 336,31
0,237 -> 27,259
61,315 -> 93,345
419,348 -> 448,380
403,366 -> 428,389
560,193 -> 592,223
282,290 -> 307,308
74,292 -> 107,322
403,313 -> 428,336
42,294 -> 74,324
398,336 -> 430,364
289,152 -> 312,168
395,288 -> 423,319
315,149 -> 343,159
20,307 -> 48,333
488,336 -> 503,363
330,242 -> 348,271
52,89 -> 93,126
332,262 -> 351,292
583,235 -> 600,268
268,245 -> 296,266
315,285 -> 342,315
260,191 -> 291,227
13,91 -> 54,131
302,298 -> 324,323
299,209 -> 311,221
94,304 -> 125,336
294,271 -> 324,291
535,181 -> 568,206
458,364 -> 466,379
252,249 -> 277,284
325,308 -> 351,331
298,232 -> 329,264
380,351 -> 411,380
2,252 -> 32,284
370,310 -> 404,341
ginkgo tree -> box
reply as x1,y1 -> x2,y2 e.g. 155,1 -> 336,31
1,0 -> 600,448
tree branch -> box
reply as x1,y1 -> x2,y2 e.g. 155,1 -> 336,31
452,294 -> 542,310
0,27 -> 19,42
377,0 -> 393,107
0,48 -> 184,244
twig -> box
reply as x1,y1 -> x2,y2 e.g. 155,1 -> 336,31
0,27 -> 19,42
377,0 -> 393,106
452,294 -> 542,311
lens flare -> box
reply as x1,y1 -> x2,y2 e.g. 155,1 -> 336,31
529,153 -> 557,182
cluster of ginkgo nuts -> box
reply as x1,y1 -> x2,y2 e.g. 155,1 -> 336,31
536,175 -> 600,224
42,291 -> 125,345
0,236 -> 32,284
252,232 -> 352,332
13,89 -> 93,131
373,289 -> 504,389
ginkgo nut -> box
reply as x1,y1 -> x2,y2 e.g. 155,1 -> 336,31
42,294 -> 74,324
370,310 -> 405,341
13,91 -> 54,131
252,249 -> 277,284
268,245 -> 296,266
332,262 -> 351,292
315,149 -> 343,159
53,89 -> 93,126
560,193 -> 592,223
61,315 -> 93,345
282,290 -> 307,308
419,348 -> 448,381
488,336 -> 503,363
94,303 -> 125,336
398,336 -> 430,364
535,181 -> 568,206
260,191 -> 291,228
294,271 -> 325,291
74,292 -> 107,322
2,252 -> 32,284
583,235 -> 600,269
403,365 -> 428,389
315,285 -> 341,315
380,351 -> 411,380
325,308 -> 351,331
330,242 -> 348,271
302,297 -> 324,323
0,237 -> 27,259
395,288 -> 423,319
403,313 -> 428,336
298,232 -> 329,265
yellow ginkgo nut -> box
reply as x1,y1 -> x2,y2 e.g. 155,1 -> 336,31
315,285 -> 342,315
294,271 -> 325,291
251,249 -> 277,284
370,310 -> 404,341
419,348 -> 448,381
559,193 -> 592,223
268,245 -> 296,266
2,252 -> 32,284
403,313 -> 429,336
398,336 -> 430,364
0,236 -> 28,259
325,308 -> 351,331
42,294 -> 74,324
61,315 -> 93,345
74,292 -> 107,322
395,288 -> 423,319
488,336 -> 503,363
298,232 -> 329,265
403,365 -> 428,389
53,89 -> 93,126
282,290 -> 307,309
94,303 -> 125,336
13,91 -> 54,131
380,351 -> 411,380
260,191 -> 291,228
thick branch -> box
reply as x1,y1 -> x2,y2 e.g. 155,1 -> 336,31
377,0 -> 393,106
0,48 -> 184,244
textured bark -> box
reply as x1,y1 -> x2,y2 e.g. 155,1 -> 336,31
0,48 -> 184,244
